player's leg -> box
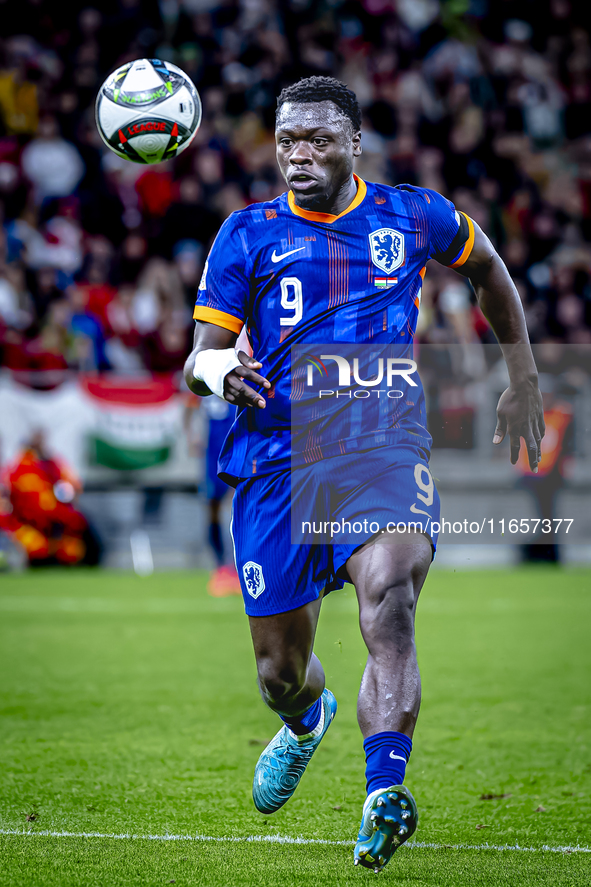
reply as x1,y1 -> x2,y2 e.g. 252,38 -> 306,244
248,597 -> 324,724
248,601 -> 338,815
205,415 -> 226,569
346,531 -> 432,871
208,497 -> 224,568
206,493 -> 241,596
205,410 -> 241,596
232,469 -> 338,813
348,531 -> 431,740
205,422 -> 227,594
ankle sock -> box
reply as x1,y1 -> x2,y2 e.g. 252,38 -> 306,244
363,731 -> 412,795
279,696 -> 324,744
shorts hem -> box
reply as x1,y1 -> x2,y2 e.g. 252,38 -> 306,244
332,526 -> 437,585
243,588 -> 322,618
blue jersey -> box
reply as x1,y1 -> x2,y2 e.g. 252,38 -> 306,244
193,177 -> 474,485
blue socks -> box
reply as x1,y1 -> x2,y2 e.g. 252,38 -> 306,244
279,696 -> 323,742
364,731 -> 412,795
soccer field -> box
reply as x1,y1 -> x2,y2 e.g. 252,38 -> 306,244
0,568 -> 589,886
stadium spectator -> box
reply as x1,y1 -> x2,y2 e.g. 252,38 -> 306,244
0,37 -> 40,136
141,305 -> 192,373
67,284 -> 109,371
0,0 -> 591,379
160,176 -> 220,259
0,430 -> 101,566
21,116 -> 85,204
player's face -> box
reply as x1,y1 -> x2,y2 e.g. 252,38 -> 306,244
275,101 -> 361,209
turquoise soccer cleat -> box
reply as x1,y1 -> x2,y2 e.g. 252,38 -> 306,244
252,688 -> 337,814
354,784 -> 418,873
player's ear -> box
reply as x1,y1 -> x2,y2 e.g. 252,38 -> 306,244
352,131 -> 362,156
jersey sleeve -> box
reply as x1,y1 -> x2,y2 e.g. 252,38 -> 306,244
193,213 -> 249,334
424,189 -> 475,268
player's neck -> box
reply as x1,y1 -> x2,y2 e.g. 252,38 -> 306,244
292,175 -> 358,216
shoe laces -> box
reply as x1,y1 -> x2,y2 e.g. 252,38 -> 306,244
265,730 -> 316,767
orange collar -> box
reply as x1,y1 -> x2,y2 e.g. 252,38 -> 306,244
287,175 -> 367,223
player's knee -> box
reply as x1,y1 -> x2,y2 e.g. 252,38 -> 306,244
359,573 -> 417,648
256,655 -> 307,708
367,567 -> 417,613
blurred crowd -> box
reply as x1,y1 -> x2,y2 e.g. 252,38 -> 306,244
1,0 -> 591,388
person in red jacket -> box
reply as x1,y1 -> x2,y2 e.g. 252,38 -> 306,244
516,375 -> 574,563
0,431 -> 101,565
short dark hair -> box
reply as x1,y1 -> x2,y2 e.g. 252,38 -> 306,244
276,76 -> 362,132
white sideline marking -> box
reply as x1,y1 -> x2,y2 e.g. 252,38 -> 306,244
0,829 -> 589,854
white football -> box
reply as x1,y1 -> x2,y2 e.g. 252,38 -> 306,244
95,58 -> 202,164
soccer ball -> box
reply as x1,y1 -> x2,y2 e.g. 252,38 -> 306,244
95,58 -> 202,164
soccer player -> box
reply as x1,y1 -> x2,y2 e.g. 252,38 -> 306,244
184,77 -> 544,872
185,393 -> 241,596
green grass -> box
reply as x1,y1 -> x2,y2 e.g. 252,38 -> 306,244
0,567 -> 590,886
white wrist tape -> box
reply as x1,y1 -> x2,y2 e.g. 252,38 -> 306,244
192,348 -> 242,399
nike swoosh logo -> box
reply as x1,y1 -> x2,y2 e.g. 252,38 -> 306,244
271,247 -> 305,263
389,752 -> 406,761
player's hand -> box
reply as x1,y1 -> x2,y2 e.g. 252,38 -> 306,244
493,380 -> 545,472
224,351 -> 270,409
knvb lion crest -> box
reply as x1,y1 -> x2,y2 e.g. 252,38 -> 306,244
369,228 -> 405,275
243,561 -> 266,599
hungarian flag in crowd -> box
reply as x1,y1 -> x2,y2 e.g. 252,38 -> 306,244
80,376 -> 182,471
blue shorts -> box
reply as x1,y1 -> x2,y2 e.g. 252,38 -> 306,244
231,445 -> 440,617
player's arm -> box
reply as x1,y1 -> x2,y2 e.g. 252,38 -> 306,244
183,321 -> 270,409
454,221 -> 544,472
184,214 -> 269,409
